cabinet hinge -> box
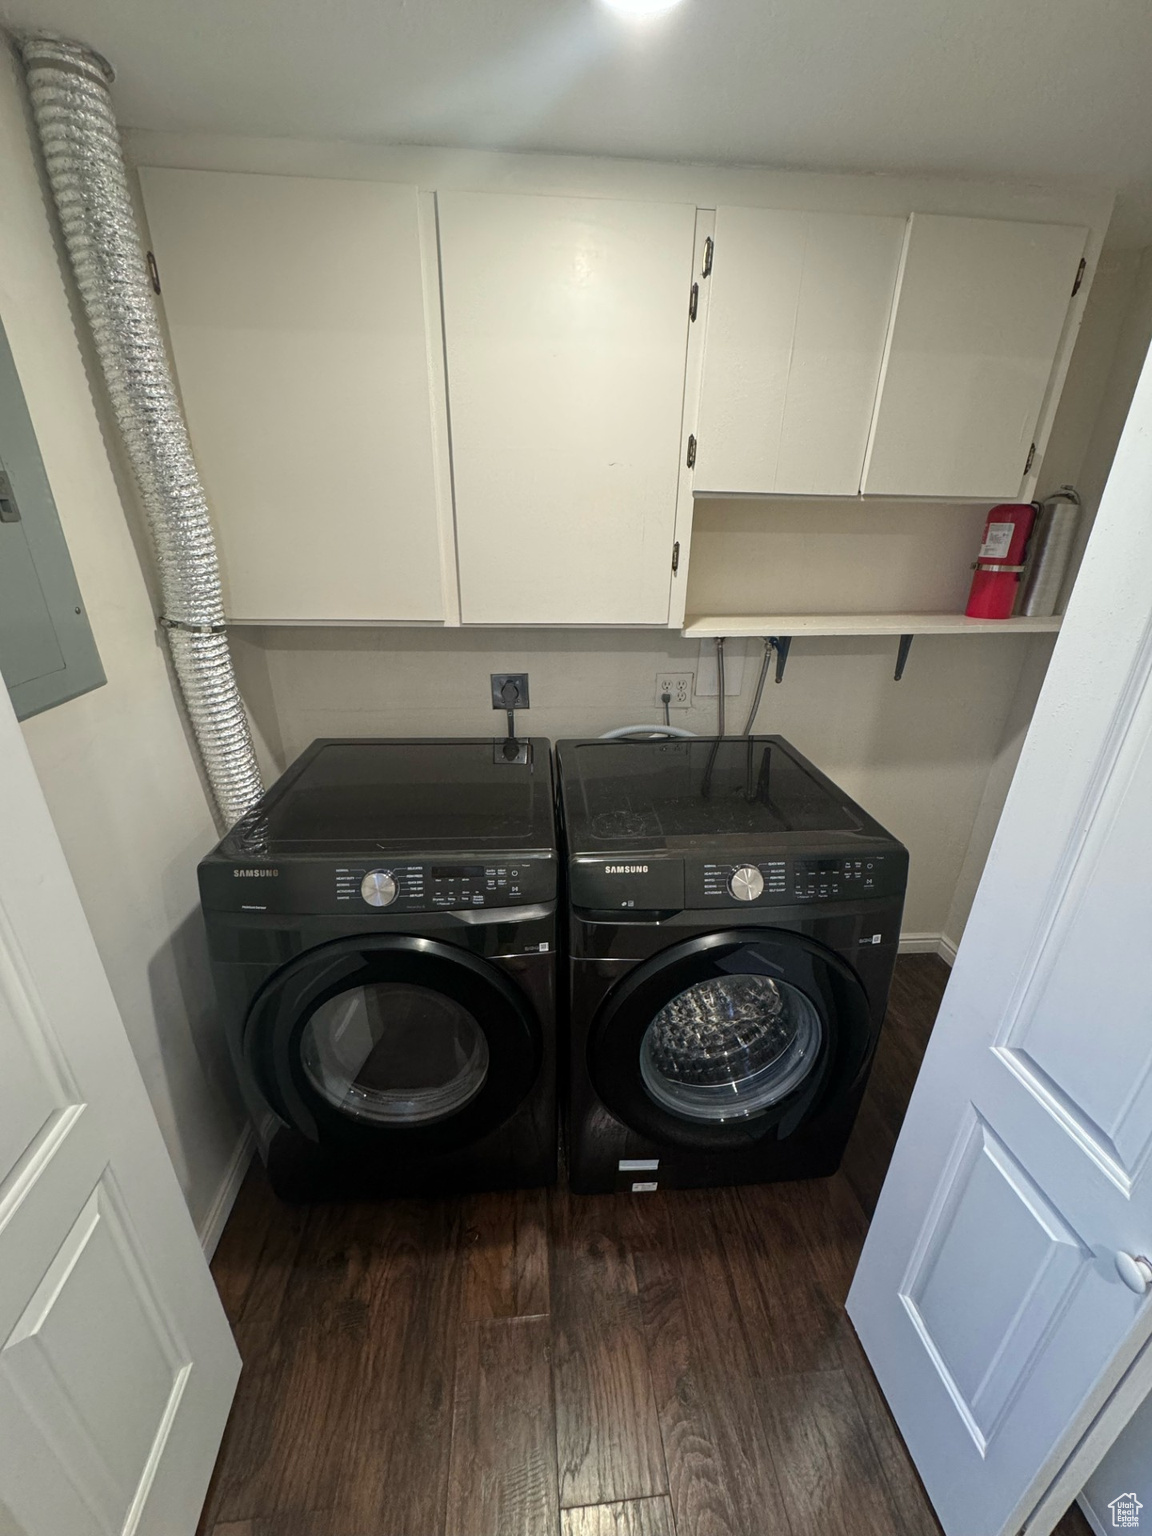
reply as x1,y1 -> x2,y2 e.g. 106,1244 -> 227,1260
686,434 -> 697,469
671,540 -> 680,574
689,281 -> 699,322
1071,256 -> 1086,297
701,236 -> 714,278
1024,442 -> 1036,475
146,251 -> 161,294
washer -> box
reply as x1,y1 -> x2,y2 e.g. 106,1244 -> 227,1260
557,735 -> 908,1194
199,738 -> 557,1201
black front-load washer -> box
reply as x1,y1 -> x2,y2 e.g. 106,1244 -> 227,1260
557,735 -> 908,1194
198,738 -> 557,1201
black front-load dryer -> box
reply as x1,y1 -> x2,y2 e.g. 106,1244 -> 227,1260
198,738 -> 557,1201
557,735 -> 908,1194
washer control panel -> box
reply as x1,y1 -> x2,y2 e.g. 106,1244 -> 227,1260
360,869 -> 399,907
697,852 -> 898,906
703,860 -> 786,901
792,855 -> 886,900
728,864 -> 765,902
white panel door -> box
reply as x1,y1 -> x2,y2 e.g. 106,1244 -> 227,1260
694,208 -> 905,495
861,213 -> 1086,499
0,683 -> 239,1534
140,168 -> 450,622
438,189 -> 697,625
848,338 -> 1152,1536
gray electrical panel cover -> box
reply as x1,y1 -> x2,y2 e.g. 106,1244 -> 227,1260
0,315 -> 104,719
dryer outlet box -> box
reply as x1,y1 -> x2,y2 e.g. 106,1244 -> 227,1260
491,673 -> 530,710
655,672 -> 693,708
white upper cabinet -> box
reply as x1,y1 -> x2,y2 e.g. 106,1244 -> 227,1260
437,190 -> 697,625
695,208 -> 906,496
140,168 -> 450,622
861,213 -> 1087,499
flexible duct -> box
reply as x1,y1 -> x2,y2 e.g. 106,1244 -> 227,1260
19,36 -> 263,828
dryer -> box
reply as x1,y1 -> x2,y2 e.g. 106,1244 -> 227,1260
199,738 -> 557,1201
557,735 -> 908,1194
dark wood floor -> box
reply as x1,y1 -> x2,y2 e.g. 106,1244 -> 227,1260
199,956 -> 1091,1536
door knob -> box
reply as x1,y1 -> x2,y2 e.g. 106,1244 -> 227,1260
1115,1252 -> 1152,1295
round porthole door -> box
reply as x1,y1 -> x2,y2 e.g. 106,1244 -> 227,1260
299,980 -> 490,1127
245,935 -> 541,1155
588,929 -> 871,1150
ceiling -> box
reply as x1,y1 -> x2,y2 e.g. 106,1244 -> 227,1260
6,0 -> 1152,238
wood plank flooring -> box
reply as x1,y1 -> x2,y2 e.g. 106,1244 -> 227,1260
198,956 -> 1092,1536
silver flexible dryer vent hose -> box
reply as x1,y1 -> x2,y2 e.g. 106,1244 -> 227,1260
20,36 -> 264,828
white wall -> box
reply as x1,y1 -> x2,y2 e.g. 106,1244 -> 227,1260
0,41 -> 245,1236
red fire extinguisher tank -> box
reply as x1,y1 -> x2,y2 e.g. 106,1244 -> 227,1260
966,503 -> 1037,619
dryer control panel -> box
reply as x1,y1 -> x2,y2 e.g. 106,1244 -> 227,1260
338,862 -> 541,910
199,853 -> 557,913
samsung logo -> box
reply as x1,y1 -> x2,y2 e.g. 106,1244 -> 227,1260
604,864 -> 648,875
232,868 -> 280,878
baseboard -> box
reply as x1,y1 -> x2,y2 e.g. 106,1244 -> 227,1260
898,932 -> 957,967
898,931 -> 940,955
198,1126 -> 255,1260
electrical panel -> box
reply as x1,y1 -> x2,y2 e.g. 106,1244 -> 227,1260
0,317 -> 104,720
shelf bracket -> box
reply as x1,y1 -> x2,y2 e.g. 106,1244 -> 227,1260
769,636 -> 792,683
894,633 -> 914,682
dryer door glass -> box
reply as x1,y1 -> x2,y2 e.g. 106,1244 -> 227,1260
300,983 -> 490,1125
639,973 -> 823,1122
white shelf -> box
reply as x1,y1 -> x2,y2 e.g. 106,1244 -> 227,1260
682,612 -> 1063,638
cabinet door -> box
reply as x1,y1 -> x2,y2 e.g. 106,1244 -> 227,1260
862,213 -> 1087,499
695,208 -> 905,496
438,190 -> 697,625
140,169 -> 449,622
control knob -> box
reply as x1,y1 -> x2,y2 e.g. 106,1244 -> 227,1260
361,869 -> 398,908
728,864 -> 764,902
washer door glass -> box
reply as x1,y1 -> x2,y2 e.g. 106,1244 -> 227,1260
639,973 -> 823,1122
300,982 -> 490,1125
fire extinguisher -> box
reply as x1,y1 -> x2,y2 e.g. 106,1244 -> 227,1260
965,503 -> 1037,619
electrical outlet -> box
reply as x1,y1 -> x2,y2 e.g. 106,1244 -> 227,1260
655,672 -> 693,709
491,673 -> 530,710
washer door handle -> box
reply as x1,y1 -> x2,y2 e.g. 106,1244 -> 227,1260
1115,1251 -> 1152,1295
